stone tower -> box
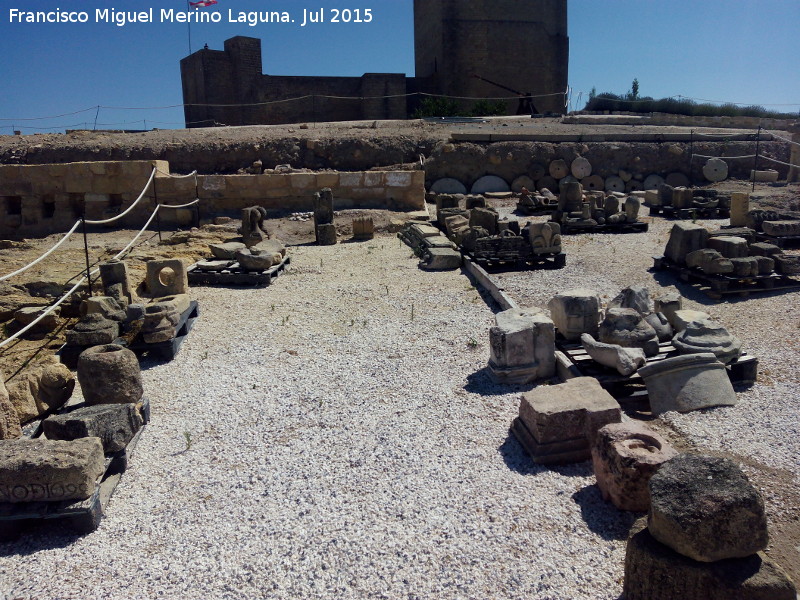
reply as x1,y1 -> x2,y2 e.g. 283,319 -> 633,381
414,0 -> 569,114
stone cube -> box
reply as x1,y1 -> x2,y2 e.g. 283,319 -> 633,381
664,222 -> 709,265
488,308 -> 555,384
43,403 -> 143,453
706,236 -> 748,258
547,288 -> 601,341
146,259 -> 188,297
352,216 -> 374,240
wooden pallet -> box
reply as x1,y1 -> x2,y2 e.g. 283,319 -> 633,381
556,339 -> 758,402
557,220 -> 649,235
515,204 -> 556,216
652,255 -> 800,299
754,232 -> 800,249
187,255 -> 290,286
648,205 -> 730,219
465,250 -> 566,271
118,301 -> 199,362
0,403 -> 148,539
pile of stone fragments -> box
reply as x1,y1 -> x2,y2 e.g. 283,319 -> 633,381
547,181 -> 644,229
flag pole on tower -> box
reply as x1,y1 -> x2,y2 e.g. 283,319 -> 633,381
186,0 -> 219,54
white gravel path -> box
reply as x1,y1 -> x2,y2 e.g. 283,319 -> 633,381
0,237 -> 638,600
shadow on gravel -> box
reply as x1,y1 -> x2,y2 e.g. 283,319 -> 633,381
650,268 -> 799,307
498,431 -> 593,479
572,485 -> 641,541
0,523 -> 84,557
464,367 -> 535,397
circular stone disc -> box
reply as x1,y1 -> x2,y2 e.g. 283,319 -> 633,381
530,162 -> 546,181
536,175 -> 559,193
581,175 -> 605,191
511,175 -> 535,193
549,159 -> 569,179
643,174 -> 665,190
665,172 -> 691,188
703,158 -> 729,182
605,175 -> 625,193
571,157 -> 592,179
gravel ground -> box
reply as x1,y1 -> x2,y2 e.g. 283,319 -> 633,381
1,206 -> 798,598
0,237 -> 638,600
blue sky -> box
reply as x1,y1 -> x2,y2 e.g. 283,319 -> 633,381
1,0 -> 798,133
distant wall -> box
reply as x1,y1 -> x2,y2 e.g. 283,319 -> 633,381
565,112 -> 798,131
0,161 -> 425,239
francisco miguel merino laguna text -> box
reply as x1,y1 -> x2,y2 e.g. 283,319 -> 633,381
7,8 -> 374,27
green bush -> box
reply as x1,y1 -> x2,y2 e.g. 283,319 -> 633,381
412,97 -> 464,118
470,99 -> 507,117
583,93 -> 794,119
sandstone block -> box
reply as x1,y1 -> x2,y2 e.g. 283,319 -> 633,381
0,438 -> 105,503
773,253 -> 800,275
624,519 -> 796,600
419,248 -> 461,271
0,378 -> 22,440
77,344 -> 143,406
518,377 -> 621,447
146,259 -> 188,297
547,289 -> 601,341
65,313 -> 118,347
489,308 -> 555,384
669,309 -> 710,332
581,334 -> 646,376
209,242 -> 247,260
707,236 -> 749,258
352,216 -> 375,240
748,242 -> 781,257
43,403 -> 143,453
648,454 -> 768,562
686,248 -> 734,274
729,192 -> 750,227
729,256 -> 760,277
664,222 -> 709,265
638,353 -> 737,415
592,422 -> 677,511
13,306 -> 60,332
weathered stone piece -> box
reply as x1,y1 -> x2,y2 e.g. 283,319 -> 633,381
241,205 -> 268,247
706,236 -> 749,259
527,222 -> 561,254
581,333 -> 646,376
489,308 -> 555,384
515,377 -> 621,464
352,216 -> 375,240
13,306 -> 60,333
664,222 -> 709,265
315,223 -> 337,246
469,207 -> 499,235
0,437 -> 105,503
43,403 -> 143,453
141,303 -> 180,343
638,353 -> 737,415
773,253 -> 800,275
419,247 -> 461,271
77,344 -> 143,406
672,318 -> 742,364
703,157 -> 729,182
654,291 -> 682,326
547,289 -> 601,341
313,188 -> 334,225
669,309 -> 711,332
686,249 -> 734,274
0,377 -> 22,440
6,359 -> 75,424
599,308 -> 660,357
99,259 -> 135,305
762,220 -> 800,236
146,259 -> 188,297
209,241 -> 247,260
648,454 -> 768,562
623,518 -> 797,600
65,313 -> 119,347
235,249 -> 276,271
608,286 -> 650,316
592,422 -> 678,511
644,312 -> 673,342
83,296 -> 126,322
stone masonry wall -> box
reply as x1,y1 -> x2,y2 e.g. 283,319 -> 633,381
0,161 -> 425,239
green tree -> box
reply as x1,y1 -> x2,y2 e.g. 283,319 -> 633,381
628,78 -> 640,101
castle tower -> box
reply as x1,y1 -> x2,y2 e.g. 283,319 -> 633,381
414,0 -> 569,114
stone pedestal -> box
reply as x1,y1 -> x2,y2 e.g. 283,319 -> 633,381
729,192 -> 750,227
352,216 -> 374,240
77,344 -> 143,406
488,308 -> 555,384
638,353 -> 737,415
315,224 -> 337,246
664,222 -> 709,265
313,188 -> 334,224
513,377 -> 621,464
591,422 -> 677,511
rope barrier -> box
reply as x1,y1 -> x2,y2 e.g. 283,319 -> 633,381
111,205 -> 162,260
765,131 -> 800,146
158,199 -> 200,209
0,220 -> 82,282
760,155 -> 800,169
84,167 -> 156,225
0,272 -> 97,350
155,168 -> 198,179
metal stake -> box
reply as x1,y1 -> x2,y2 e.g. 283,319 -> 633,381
752,126 -> 762,192
81,216 -> 92,298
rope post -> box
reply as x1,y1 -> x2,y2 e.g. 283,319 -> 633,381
752,126 -> 762,192
153,178 -> 162,242
194,173 -> 201,228
81,216 -> 93,299
689,130 -> 694,172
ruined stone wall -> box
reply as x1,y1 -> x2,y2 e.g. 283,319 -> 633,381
0,161 -> 425,239
181,37 -> 408,126
414,0 -> 569,114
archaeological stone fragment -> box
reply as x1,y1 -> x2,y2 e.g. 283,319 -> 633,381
638,353 -> 737,415
598,308 -> 660,357
672,318 -> 742,364
65,313 -> 119,347
608,286 -> 651,316
581,334 -> 646,376
146,259 -> 189,297
706,236 -> 748,259
489,308 -> 555,384
664,222 -> 709,265
527,222 -> 561,254
648,454 -> 768,562
77,344 -> 143,406
685,249 -> 734,275
592,421 -> 678,512
0,377 -> 22,440
0,437 -> 105,503
43,403 -> 143,453
547,289 -> 601,341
